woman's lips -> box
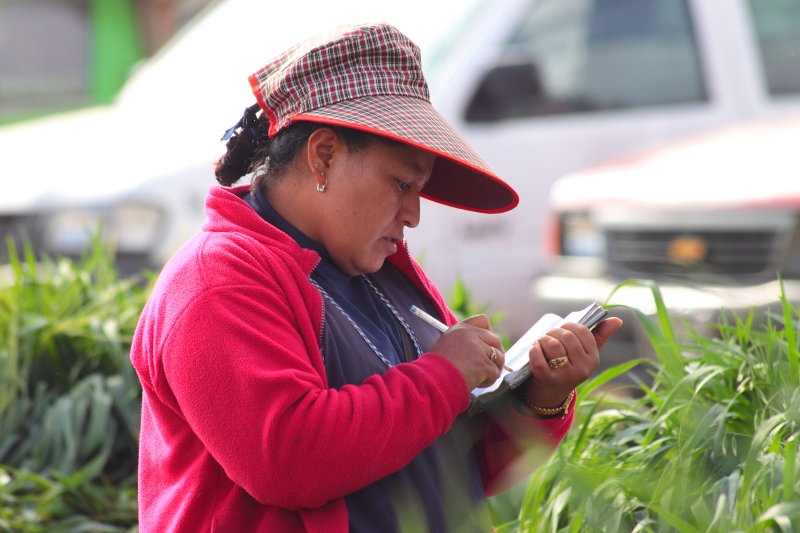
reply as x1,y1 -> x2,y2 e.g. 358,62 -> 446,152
383,236 -> 402,253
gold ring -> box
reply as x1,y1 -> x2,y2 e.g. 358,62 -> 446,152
489,347 -> 497,362
549,356 -> 568,369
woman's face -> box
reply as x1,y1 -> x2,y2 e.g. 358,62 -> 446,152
310,134 -> 436,276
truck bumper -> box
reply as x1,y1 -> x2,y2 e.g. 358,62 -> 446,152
530,276 -> 800,388
532,276 -> 800,316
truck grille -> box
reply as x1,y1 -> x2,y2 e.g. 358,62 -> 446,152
606,230 -> 778,279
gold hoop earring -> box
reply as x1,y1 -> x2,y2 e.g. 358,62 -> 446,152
317,178 -> 327,193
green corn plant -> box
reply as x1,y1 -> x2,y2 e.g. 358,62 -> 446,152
448,274 -> 510,350
494,279 -> 800,533
0,235 -> 151,531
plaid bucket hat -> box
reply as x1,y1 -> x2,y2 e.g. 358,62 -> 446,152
247,23 -> 519,213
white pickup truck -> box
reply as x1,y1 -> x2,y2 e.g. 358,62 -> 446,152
533,114 -> 800,380
1,0 -> 799,336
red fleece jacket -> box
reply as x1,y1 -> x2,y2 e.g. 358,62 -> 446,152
131,185 -> 573,532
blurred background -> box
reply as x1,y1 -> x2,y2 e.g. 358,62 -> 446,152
1,0 -> 799,360
0,0 -> 211,125
2,2 -> 799,529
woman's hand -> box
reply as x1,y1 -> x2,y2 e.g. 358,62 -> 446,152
428,315 -> 506,391
524,318 -> 623,410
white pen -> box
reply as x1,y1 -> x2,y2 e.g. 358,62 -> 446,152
410,305 -> 448,332
410,305 -> 512,372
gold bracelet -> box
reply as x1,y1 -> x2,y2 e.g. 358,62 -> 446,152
521,389 -> 575,419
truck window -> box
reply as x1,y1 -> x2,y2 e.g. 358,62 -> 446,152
465,0 -> 706,123
748,0 -> 800,96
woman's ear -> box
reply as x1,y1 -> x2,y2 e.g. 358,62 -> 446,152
306,128 -> 341,189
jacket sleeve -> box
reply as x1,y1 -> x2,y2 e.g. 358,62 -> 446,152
155,277 -> 471,511
404,254 -> 576,496
471,393 -> 574,496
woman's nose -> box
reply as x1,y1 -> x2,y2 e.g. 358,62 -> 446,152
399,192 -> 421,228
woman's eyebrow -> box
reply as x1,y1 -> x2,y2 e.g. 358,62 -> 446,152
400,161 -> 432,181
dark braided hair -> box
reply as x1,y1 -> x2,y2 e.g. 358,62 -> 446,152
215,105 -> 380,191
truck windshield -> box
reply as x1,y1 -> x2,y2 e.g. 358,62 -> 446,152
748,0 -> 800,96
465,0 -> 707,123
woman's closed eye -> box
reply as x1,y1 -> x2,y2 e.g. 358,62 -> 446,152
395,178 -> 411,192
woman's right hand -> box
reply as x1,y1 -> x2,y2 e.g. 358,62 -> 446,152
428,315 -> 505,391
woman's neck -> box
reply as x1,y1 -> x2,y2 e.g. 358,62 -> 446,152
262,177 -> 320,243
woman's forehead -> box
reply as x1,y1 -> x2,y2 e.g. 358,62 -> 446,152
367,141 -> 436,178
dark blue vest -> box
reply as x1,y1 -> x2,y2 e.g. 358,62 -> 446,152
245,190 -> 491,533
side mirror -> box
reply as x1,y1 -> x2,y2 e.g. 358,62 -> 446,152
464,61 -> 544,123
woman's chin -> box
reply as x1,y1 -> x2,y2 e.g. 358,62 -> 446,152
359,254 -> 393,275
343,242 -> 400,275
361,259 -> 389,275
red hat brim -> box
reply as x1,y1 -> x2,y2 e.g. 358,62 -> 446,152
291,95 -> 519,214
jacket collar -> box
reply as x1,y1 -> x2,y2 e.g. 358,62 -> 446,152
204,185 -> 321,276
205,185 -> 452,324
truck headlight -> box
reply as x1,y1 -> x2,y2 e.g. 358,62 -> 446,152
43,209 -> 103,255
42,204 -> 162,256
113,204 -> 163,253
560,212 -> 605,257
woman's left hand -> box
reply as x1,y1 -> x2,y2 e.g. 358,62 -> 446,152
524,318 -> 623,410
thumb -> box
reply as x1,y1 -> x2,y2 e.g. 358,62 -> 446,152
592,317 -> 623,350
461,314 -> 492,331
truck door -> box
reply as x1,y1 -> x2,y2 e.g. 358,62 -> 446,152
420,0 -> 747,335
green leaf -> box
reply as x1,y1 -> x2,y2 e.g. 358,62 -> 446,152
648,504 -> 704,533
605,280 -> 684,383
784,434 -> 798,502
780,277 -> 800,382
756,502 -> 800,531
577,359 -> 651,398
744,413 -> 787,485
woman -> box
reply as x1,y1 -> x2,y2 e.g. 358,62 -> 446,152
131,23 -> 621,532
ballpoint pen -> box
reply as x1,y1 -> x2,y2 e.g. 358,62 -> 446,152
410,305 -> 449,332
410,305 -> 512,372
